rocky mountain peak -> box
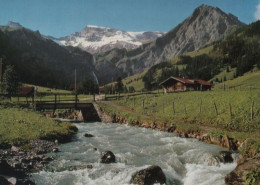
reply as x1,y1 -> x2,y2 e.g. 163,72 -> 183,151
7,21 -> 23,29
106,5 -> 246,79
192,4 -> 241,25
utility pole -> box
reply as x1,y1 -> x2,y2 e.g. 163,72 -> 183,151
74,69 -> 77,104
0,58 -> 2,93
0,58 -> 2,81
34,87 -> 37,111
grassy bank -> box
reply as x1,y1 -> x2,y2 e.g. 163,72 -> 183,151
114,90 -> 259,132
0,102 -> 77,147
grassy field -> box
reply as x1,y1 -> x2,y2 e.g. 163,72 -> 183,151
122,72 -> 145,91
24,84 -> 71,95
5,83 -> 93,103
0,102 -> 77,147
114,90 -> 259,132
210,66 -> 237,82
214,70 -> 260,91
167,45 -> 214,64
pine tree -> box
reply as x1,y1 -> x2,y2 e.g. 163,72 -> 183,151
115,77 -> 124,93
226,66 -> 230,72
1,65 -> 20,95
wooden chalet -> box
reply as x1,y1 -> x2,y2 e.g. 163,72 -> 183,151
159,77 -> 213,93
18,86 -> 34,97
99,86 -> 105,94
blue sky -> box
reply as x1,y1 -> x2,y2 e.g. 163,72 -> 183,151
0,0 -> 259,37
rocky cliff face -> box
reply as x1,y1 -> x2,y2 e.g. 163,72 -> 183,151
52,25 -> 164,54
114,5 -> 245,75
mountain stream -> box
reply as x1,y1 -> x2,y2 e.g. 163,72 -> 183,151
31,122 -> 237,185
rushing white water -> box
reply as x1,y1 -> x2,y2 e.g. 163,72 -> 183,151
31,122 -> 237,185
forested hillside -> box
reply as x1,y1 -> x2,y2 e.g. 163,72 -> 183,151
141,21 -> 260,90
0,27 -> 96,89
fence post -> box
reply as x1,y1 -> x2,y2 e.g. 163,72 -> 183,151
213,102 -> 218,115
142,99 -> 144,109
53,94 -> 57,116
134,97 -> 136,107
199,99 -> 202,114
163,103 -> 164,113
229,103 -> 232,117
251,100 -> 254,121
34,87 -> 37,111
172,101 -> 175,114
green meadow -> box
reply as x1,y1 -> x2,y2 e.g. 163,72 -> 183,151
0,102 -> 77,147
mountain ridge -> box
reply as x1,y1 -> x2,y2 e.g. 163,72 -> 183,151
0,24 -> 97,88
113,4 -> 245,77
49,25 -> 165,54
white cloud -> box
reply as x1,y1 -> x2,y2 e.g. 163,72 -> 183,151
254,1 -> 260,20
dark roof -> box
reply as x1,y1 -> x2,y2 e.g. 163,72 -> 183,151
159,76 -> 194,86
173,77 -> 194,85
195,79 -> 213,86
99,87 -> 105,92
159,76 -> 213,86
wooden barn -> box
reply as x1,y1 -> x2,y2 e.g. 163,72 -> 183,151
159,77 -> 213,93
99,86 -> 105,94
19,86 -> 34,97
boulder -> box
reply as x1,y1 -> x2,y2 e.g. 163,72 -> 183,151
100,151 -> 116,163
84,133 -> 94,137
52,148 -> 59,153
8,177 -> 17,185
130,165 -> 166,185
221,135 -> 237,150
11,146 -> 20,152
219,151 -> 234,163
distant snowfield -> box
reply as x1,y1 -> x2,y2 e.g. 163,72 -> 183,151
57,25 -> 164,53
60,31 -> 143,49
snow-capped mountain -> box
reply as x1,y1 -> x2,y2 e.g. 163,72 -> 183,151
52,25 -> 164,54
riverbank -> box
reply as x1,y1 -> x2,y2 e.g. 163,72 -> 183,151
0,102 -> 78,184
97,100 -> 260,184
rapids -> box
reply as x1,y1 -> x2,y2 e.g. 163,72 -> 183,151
31,122 -> 237,185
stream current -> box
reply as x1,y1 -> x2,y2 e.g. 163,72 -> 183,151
31,122 -> 237,185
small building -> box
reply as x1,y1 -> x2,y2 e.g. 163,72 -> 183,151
69,84 -> 76,91
19,86 -> 34,97
99,86 -> 105,94
159,76 -> 213,93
